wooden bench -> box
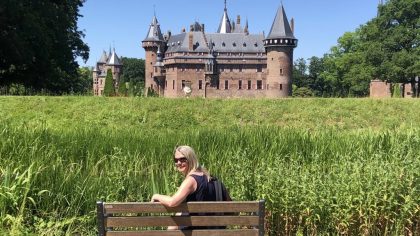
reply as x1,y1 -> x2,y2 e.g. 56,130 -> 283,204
97,200 -> 265,236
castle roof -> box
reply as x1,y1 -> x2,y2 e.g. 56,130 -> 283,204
98,50 -> 108,64
206,33 -> 265,53
217,1 -> 232,33
266,5 -> 295,40
166,32 -> 209,53
144,15 -> 164,42
107,48 -> 122,65
165,32 -> 265,54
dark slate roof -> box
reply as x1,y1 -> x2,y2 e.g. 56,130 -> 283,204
166,32 -> 209,53
266,5 -> 295,40
165,32 -> 265,54
217,9 -> 232,33
107,49 -> 122,65
144,16 -> 164,42
98,50 -> 108,64
206,33 -> 265,53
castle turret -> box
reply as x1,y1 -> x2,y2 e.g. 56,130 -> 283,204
107,48 -> 123,90
142,15 -> 165,96
217,0 -> 232,33
153,46 -> 166,96
264,4 -> 298,98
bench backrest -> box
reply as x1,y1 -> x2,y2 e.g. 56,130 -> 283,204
97,200 -> 265,236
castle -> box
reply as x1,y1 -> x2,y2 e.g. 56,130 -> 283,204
92,48 -> 122,96
142,1 -> 298,98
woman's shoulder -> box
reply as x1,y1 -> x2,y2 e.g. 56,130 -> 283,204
188,171 -> 204,177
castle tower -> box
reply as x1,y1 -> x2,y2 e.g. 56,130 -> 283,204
264,4 -> 298,98
142,15 -> 165,96
153,45 -> 166,96
106,48 -> 123,91
92,49 -> 122,96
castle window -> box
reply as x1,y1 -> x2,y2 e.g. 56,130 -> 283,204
280,84 -> 283,90
222,42 -> 226,47
173,80 -> 175,90
239,66 -> 243,72
225,80 -> 229,90
280,68 -> 284,75
248,80 -> 252,90
257,66 -> 262,72
257,80 -> 262,90
233,42 -> 236,47
165,80 -> 167,89
243,43 -> 247,47
199,80 -> 203,90
239,80 -> 242,90
182,80 -> 186,89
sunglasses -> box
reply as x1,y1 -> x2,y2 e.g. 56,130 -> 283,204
173,157 -> 188,164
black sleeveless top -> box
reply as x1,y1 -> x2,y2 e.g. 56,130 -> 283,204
186,174 -> 208,202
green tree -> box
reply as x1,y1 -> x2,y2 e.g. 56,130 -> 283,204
293,58 -> 309,88
318,0 -> 419,97
0,0 -> 89,94
103,69 -> 114,96
120,57 -> 145,96
362,0 -> 419,83
74,67 -> 92,95
307,56 -> 327,96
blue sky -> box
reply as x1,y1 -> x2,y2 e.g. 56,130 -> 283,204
77,0 -> 380,67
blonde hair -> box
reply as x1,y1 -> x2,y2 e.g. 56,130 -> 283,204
174,145 -> 210,179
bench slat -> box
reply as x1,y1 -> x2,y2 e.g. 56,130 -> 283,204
106,229 -> 259,236
104,202 -> 259,214
106,216 -> 259,227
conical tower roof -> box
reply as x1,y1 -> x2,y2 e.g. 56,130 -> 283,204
107,48 -> 122,65
98,50 -> 108,64
266,5 -> 295,40
144,15 -> 164,42
217,0 -> 232,33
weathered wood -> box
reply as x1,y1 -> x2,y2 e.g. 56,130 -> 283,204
106,216 -> 259,227
97,201 -> 105,236
97,200 -> 265,236
106,229 -> 259,236
103,202 -> 259,214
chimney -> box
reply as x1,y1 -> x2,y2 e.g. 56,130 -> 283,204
237,15 -> 241,25
201,24 -> 205,33
290,18 -> 295,34
189,32 -> 193,51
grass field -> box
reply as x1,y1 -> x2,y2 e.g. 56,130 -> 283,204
0,97 -> 419,235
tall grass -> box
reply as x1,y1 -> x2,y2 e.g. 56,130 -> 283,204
0,97 -> 419,235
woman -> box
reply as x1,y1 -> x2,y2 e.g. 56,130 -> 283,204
151,145 -> 210,208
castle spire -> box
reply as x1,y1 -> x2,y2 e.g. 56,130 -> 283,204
144,14 -> 164,42
266,4 -> 295,40
217,0 -> 231,33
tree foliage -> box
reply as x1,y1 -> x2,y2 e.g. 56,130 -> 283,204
317,0 -> 419,97
0,0 -> 89,94
103,69 -> 114,97
120,57 -> 145,96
